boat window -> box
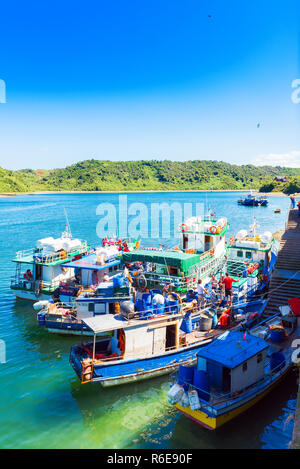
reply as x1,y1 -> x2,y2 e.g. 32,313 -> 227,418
257,353 -> 262,364
245,252 -> 252,259
237,251 -> 243,258
242,362 -> 248,372
169,266 -> 178,276
197,357 -> 207,372
88,302 -> 95,312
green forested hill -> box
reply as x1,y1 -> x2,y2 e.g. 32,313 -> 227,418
0,160 -> 300,193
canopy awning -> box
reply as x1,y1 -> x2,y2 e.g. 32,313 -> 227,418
82,312 -> 182,334
121,249 -> 201,271
63,253 -> 120,271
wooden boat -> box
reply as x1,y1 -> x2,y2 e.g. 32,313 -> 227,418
225,221 -> 277,302
169,300 -> 300,430
69,298 -> 268,385
10,225 -> 91,301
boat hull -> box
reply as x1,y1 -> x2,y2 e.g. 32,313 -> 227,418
175,366 -> 290,430
12,289 -> 50,302
101,362 -> 185,387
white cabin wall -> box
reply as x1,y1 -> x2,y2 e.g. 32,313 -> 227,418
214,236 -> 225,257
152,327 -> 166,355
41,265 -> 74,283
123,326 -> 154,360
231,350 -> 267,392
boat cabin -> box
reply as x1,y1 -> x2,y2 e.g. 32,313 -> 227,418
196,331 -> 268,393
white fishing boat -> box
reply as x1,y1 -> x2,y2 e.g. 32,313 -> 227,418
224,219 -> 277,302
11,224 -> 91,301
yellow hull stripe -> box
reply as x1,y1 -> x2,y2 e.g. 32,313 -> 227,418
175,379 -> 282,430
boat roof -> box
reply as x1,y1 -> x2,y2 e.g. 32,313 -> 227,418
82,312 -> 182,334
63,253 -> 121,271
196,331 -> 268,369
122,249 -> 201,270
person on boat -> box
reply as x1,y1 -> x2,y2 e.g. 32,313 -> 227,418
290,194 -> 296,208
297,200 -> 300,216
122,241 -> 130,252
218,274 -> 225,304
23,269 -> 33,281
222,273 -> 239,306
92,270 -> 99,286
211,275 -> 218,291
196,280 -> 208,308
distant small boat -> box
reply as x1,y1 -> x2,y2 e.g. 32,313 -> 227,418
274,209 -> 281,213
237,194 -> 268,207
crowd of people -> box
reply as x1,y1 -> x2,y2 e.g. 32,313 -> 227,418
196,273 -> 239,308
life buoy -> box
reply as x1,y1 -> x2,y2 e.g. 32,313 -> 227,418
229,236 -> 234,245
210,226 -> 217,234
180,224 -> 189,232
210,248 -> 215,257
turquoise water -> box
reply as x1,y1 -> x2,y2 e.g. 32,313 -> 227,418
0,191 -> 297,449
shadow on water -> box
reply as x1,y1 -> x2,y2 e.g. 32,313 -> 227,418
69,374 -> 174,448
168,369 -> 298,449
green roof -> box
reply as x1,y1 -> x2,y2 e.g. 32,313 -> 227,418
122,249 -> 201,272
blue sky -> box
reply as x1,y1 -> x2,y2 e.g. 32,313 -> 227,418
0,0 -> 299,170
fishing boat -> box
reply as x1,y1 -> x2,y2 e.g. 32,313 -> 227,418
225,219 -> 277,302
168,298 -> 300,430
69,295 -> 268,385
10,224 -> 91,301
237,194 -> 259,206
257,195 -> 269,206
36,270 -> 133,335
274,208 -> 281,213
53,240 -> 136,303
122,215 -> 228,296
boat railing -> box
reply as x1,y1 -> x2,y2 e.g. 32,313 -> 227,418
15,241 -> 90,264
11,276 -> 64,292
173,357 -> 289,410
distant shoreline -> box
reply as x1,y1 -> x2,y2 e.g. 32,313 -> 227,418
0,190 -> 297,197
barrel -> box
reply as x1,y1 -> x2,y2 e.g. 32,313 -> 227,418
135,298 -> 144,312
270,327 -> 285,343
165,299 -> 179,314
199,314 -> 213,331
186,289 -> 195,302
193,370 -> 210,401
211,313 -> 218,328
178,364 -> 195,391
270,352 -> 285,372
142,293 -> 152,307
180,313 -> 192,333
153,304 -> 165,315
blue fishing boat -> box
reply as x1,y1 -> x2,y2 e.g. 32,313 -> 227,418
69,297 -> 268,385
169,302 -> 300,430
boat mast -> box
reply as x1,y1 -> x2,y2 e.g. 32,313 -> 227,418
62,208 -> 72,238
